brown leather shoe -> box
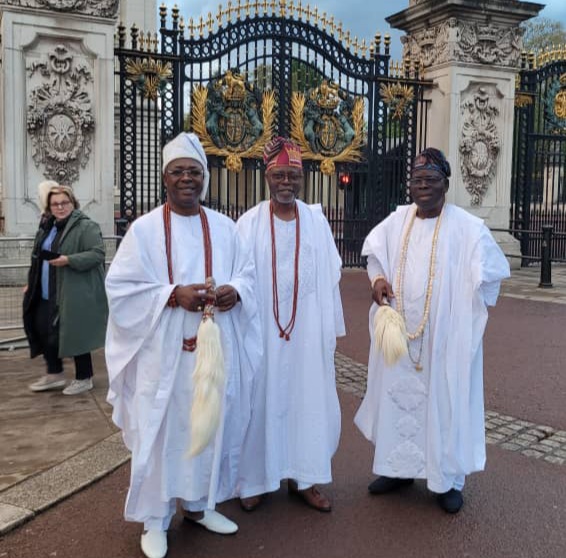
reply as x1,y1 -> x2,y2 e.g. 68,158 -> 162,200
240,494 -> 263,512
288,480 -> 332,512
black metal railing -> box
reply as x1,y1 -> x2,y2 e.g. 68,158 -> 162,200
492,225 -> 566,288
511,53 -> 566,262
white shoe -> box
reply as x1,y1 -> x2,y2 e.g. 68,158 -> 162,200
29,374 -> 66,392
141,529 -> 167,558
185,509 -> 238,535
62,378 -> 93,395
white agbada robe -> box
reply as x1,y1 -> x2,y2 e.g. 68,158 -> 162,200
354,203 -> 510,493
105,206 -> 261,527
236,200 -> 345,497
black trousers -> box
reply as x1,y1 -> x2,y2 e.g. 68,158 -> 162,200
34,299 -> 93,380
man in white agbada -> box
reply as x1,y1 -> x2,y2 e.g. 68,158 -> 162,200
354,148 -> 510,514
105,133 -> 260,558
236,137 -> 345,513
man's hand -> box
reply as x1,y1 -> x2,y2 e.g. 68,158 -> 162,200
372,278 -> 395,306
215,284 -> 239,312
175,284 -> 213,312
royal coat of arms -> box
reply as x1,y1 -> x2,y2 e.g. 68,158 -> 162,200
546,74 -> 566,134
191,70 -> 276,172
290,80 -> 364,175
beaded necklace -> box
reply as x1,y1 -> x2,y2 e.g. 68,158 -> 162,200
269,200 -> 300,341
163,202 -> 212,351
395,205 -> 444,370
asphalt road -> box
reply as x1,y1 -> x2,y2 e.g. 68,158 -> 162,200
1,270 -> 566,557
1,391 -> 565,558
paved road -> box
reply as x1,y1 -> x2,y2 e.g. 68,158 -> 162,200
1,391 -> 565,558
1,269 -> 566,557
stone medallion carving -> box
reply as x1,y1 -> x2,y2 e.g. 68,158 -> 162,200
27,44 -> 94,184
459,86 -> 500,205
403,18 -> 523,69
0,0 -> 118,17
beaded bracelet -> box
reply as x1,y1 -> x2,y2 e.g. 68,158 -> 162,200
167,286 -> 178,308
370,274 -> 386,289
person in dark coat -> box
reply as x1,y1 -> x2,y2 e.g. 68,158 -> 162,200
23,181 -> 108,395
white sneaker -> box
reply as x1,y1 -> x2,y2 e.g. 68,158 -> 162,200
185,509 -> 238,535
140,529 -> 167,558
29,374 -> 66,392
62,378 -> 93,395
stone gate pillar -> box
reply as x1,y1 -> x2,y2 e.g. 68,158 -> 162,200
387,0 -> 543,260
0,0 -> 118,236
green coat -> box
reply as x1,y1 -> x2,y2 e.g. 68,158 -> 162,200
23,210 -> 109,358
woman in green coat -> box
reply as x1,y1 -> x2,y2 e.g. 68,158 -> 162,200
23,182 -> 108,395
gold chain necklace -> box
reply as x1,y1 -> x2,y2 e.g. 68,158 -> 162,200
395,205 -> 444,368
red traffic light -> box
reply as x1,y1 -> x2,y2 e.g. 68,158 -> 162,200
338,172 -> 352,189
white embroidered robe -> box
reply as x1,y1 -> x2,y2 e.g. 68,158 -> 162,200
105,206 -> 261,524
236,200 -> 345,497
354,203 -> 510,493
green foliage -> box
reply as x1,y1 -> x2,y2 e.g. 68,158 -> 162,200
521,17 -> 566,53
291,59 -> 324,93
252,64 -> 272,91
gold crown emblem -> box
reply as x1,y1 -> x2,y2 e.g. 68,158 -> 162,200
222,70 -> 246,103
310,80 -> 340,110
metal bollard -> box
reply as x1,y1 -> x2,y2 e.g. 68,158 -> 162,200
539,225 -> 553,288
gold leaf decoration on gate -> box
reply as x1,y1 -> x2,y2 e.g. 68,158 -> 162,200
191,70 -> 276,172
515,93 -> 534,108
555,74 -> 566,120
290,80 -> 365,176
380,82 -> 414,120
125,58 -> 173,100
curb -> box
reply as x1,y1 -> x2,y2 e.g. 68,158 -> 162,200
0,432 -> 130,535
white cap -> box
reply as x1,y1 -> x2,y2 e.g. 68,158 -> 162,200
162,132 -> 210,201
38,180 -> 59,213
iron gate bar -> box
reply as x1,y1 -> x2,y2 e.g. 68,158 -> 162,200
512,51 -> 566,265
115,4 -> 432,267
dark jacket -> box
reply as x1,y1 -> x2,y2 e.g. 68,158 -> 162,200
23,210 -> 108,358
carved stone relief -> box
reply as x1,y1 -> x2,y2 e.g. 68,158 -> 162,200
459,86 -> 500,205
402,18 -> 523,69
0,0 -> 118,17
26,44 -> 95,184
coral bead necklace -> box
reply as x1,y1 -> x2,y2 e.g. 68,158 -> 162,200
269,200 -> 300,341
163,202 -> 212,351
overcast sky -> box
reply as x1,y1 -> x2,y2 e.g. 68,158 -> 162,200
160,0 -> 566,60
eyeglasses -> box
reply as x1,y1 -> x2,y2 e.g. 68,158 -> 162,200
166,169 -> 204,179
50,201 -> 72,209
269,171 -> 304,182
408,177 -> 444,187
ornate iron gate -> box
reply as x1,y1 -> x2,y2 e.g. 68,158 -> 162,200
512,51 -> 566,263
114,2 -> 431,267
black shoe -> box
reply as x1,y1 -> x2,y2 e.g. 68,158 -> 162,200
368,476 -> 414,494
436,489 -> 464,513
